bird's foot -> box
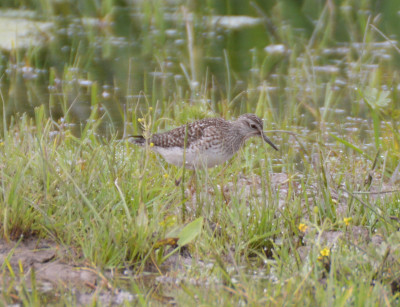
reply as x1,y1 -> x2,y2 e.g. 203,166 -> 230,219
175,177 -> 182,186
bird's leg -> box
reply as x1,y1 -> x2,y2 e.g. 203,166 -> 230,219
188,171 -> 196,196
218,164 -> 230,205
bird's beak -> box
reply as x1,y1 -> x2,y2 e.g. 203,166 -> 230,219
262,132 -> 278,151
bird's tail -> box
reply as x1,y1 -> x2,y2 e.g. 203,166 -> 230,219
126,135 -> 146,146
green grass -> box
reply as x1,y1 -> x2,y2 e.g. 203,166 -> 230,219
1,99 -> 400,305
0,0 -> 400,305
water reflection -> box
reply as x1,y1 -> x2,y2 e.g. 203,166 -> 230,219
0,5 -> 398,141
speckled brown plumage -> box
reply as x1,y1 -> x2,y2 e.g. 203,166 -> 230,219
129,114 -> 277,169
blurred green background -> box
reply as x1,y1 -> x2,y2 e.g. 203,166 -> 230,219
0,0 -> 399,136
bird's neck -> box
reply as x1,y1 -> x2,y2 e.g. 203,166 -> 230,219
225,124 -> 247,153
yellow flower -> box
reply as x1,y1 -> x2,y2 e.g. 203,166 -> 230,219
159,215 -> 177,227
343,217 -> 352,226
138,118 -> 143,122
149,107 -> 153,111
320,247 -> 330,257
298,223 -> 308,233
150,142 -> 154,147
163,173 -> 168,178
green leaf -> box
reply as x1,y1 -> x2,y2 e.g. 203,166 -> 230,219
371,109 -> 381,149
177,217 -> 203,246
362,87 -> 391,110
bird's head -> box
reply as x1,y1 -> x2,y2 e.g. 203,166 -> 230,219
236,114 -> 278,151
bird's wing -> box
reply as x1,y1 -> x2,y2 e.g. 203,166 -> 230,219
185,125 -> 222,152
150,118 -> 224,148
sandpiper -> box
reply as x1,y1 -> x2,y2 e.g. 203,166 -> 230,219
128,114 -> 278,169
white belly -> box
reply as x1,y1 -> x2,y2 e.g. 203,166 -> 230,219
153,146 -> 232,169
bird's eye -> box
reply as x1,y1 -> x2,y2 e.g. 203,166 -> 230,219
250,124 -> 257,129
